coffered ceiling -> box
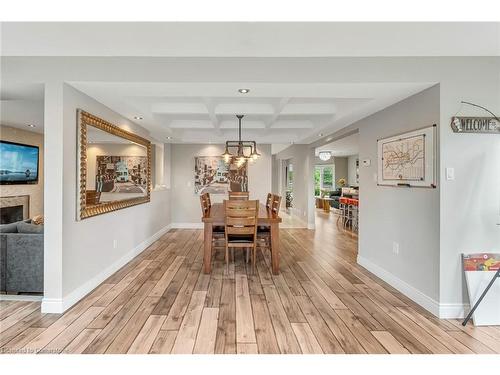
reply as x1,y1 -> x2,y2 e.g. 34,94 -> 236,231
69,81 -> 433,144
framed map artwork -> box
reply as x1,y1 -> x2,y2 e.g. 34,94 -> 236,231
377,125 -> 436,188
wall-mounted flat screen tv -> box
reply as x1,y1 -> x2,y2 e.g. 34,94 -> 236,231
0,140 -> 39,185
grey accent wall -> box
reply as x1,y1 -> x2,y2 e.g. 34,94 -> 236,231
357,85 -> 440,302
171,143 -> 272,224
61,84 -> 171,297
333,157 -> 348,188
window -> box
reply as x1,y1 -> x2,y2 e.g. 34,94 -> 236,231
287,164 -> 294,190
314,165 -> 334,196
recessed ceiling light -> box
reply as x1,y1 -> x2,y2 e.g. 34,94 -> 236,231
134,116 -> 143,120
166,136 -> 172,140
318,133 -> 324,137
27,124 -> 36,128
238,88 -> 250,94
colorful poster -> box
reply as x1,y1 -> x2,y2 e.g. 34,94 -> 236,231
463,253 -> 500,271
463,253 -> 500,326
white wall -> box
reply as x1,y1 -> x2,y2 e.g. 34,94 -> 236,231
42,84 -> 171,312
170,143 -> 271,225
347,155 -> 359,187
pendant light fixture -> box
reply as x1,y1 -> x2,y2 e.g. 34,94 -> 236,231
221,115 -> 260,165
318,151 -> 332,161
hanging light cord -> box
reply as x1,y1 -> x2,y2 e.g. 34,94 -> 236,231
461,101 -> 500,122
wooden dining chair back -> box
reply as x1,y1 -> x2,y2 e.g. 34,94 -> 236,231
265,193 -> 273,208
224,199 -> 259,273
271,194 -> 282,214
228,191 -> 250,201
199,192 -> 210,215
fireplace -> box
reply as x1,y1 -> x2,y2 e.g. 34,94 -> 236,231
0,205 -> 24,224
0,195 -> 30,224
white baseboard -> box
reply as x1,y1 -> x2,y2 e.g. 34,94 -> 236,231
171,222 -> 204,229
438,303 -> 468,319
357,256 -> 471,319
357,255 -> 440,317
41,224 -> 172,314
0,294 -> 43,302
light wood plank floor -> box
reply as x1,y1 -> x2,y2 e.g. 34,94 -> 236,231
1,211 -> 499,354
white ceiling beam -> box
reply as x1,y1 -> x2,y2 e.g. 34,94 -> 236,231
151,102 -> 208,114
202,97 -> 222,136
266,97 -> 290,129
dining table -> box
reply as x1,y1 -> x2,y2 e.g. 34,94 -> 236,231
201,202 -> 282,275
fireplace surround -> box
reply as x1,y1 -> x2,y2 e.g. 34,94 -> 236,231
0,195 -> 30,224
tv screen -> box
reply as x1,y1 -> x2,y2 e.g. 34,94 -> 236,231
0,140 -> 39,185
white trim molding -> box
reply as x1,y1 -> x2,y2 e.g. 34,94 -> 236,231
438,303 -> 469,319
171,222 -> 204,229
357,255 -> 470,319
0,294 -> 43,302
41,224 -> 172,314
357,255 -> 440,317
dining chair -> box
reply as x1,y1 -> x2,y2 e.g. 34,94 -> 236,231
199,193 -> 210,215
265,193 -> 273,208
200,192 -> 225,255
228,191 -> 250,200
224,199 -> 259,273
258,194 -> 281,253
271,194 -> 282,213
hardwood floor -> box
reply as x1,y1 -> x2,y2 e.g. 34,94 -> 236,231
1,210 -> 499,354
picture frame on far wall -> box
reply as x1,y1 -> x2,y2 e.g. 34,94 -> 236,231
194,156 -> 248,195
377,125 -> 436,188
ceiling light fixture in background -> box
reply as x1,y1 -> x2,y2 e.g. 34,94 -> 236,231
318,151 -> 332,161
134,116 -> 143,120
27,124 -> 36,128
238,88 -> 250,94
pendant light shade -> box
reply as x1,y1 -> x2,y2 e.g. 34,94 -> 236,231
221,115 -> 260,165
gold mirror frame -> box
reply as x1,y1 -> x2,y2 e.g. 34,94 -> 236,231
77,109 -> 152,220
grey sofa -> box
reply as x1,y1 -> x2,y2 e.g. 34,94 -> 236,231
0,220 -> 43,294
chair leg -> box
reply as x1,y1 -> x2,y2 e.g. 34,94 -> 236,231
252,246 -> 256,274
246,247 -> 250,263
225,245 -> 229,275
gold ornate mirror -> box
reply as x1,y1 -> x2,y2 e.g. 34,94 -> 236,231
77,110 -> 151,220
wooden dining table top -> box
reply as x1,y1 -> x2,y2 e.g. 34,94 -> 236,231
201,202 -> 282,224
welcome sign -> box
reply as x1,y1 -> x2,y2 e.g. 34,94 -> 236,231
451,116 -> 500,134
